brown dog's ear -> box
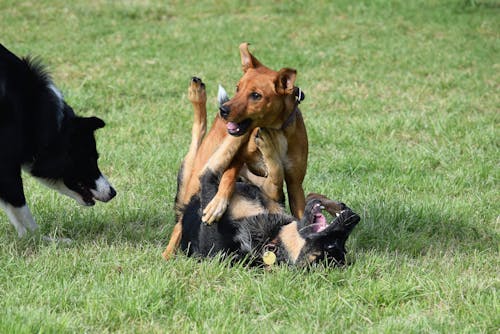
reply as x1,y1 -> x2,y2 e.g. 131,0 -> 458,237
275,68 -> 297,95
240,42 -> 263,72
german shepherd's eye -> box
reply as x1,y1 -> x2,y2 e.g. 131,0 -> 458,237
249,92 -> 262,100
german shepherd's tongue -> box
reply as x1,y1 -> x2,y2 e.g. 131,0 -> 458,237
312,212 -> 327,233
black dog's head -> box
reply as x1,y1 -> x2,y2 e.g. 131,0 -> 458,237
62,115 -> 116,206
29,99 -> 116,207
268,194 -> 359,267
0,45 -> 116,207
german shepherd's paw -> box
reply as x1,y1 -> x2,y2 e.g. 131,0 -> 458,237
188,77 -> 207,104
254,128 -> 287,158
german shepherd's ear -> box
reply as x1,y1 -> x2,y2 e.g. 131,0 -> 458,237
239,42 -> 263,72
217,85 -> 230,106
77,116 -> 106,131
275,68 -> 297,95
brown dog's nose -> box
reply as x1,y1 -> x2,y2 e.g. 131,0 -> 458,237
219,105 -> 230,119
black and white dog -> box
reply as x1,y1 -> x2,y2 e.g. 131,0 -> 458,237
0,44 -> 116,237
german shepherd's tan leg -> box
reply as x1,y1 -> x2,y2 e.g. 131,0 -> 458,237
162,222 -> 182,260
163,77 -> 207,260
176,77 -> 207,208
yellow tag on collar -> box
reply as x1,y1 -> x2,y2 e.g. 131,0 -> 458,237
263,251 -> 276,266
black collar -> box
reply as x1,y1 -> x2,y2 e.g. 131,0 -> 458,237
281,87 -> 304,130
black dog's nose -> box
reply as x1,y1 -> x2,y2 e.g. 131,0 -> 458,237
191,76 -> 201,83
109,187 -> 117,199
219,105 -> 230,119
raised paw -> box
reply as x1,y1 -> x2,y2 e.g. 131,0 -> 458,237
254,128 -> 287,158
254,128 -> 272,153
188,77 -> 207,104
202,195 -> 229,225
335,209 -> 360,228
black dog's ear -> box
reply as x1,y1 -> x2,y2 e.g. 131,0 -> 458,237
75,116 -> 105,131
86,116 -> 106,130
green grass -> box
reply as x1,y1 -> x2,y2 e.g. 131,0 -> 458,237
1,0 -> 499,332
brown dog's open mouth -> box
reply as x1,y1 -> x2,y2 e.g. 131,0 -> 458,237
226,119 -> 252,136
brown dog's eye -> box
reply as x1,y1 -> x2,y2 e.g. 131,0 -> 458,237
249,92 -> 262,100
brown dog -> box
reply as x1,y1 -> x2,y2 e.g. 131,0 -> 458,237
163,43 -> 308,259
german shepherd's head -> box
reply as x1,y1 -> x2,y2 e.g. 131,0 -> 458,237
266,193 -> 360,267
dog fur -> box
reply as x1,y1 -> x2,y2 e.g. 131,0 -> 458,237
163,43 -> 308,259
0,43 -> 116,237
166,77 -> 359,265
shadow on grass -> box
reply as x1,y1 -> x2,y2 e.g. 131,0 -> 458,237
350,199 -> 499,256
2,198 -> 497,259
0,208 -> 173,257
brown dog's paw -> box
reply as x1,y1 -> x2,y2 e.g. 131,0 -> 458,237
202,195 -> 229,225
188,77 -> 207,104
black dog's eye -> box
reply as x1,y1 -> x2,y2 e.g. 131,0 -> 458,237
249,92 -> 262,100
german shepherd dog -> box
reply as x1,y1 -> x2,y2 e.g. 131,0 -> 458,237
163,43 -> 308,259
169,78 -> 359,266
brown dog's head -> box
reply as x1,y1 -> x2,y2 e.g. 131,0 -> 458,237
218,43 -> 300,136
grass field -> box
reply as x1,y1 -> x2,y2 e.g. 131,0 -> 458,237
1,0 -> 499,332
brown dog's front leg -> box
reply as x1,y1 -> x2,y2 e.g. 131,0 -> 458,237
200,133 -> 249,224
202,160 -> 242,224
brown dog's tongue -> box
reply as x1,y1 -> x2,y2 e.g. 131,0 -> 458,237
227,122 -> 239,132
